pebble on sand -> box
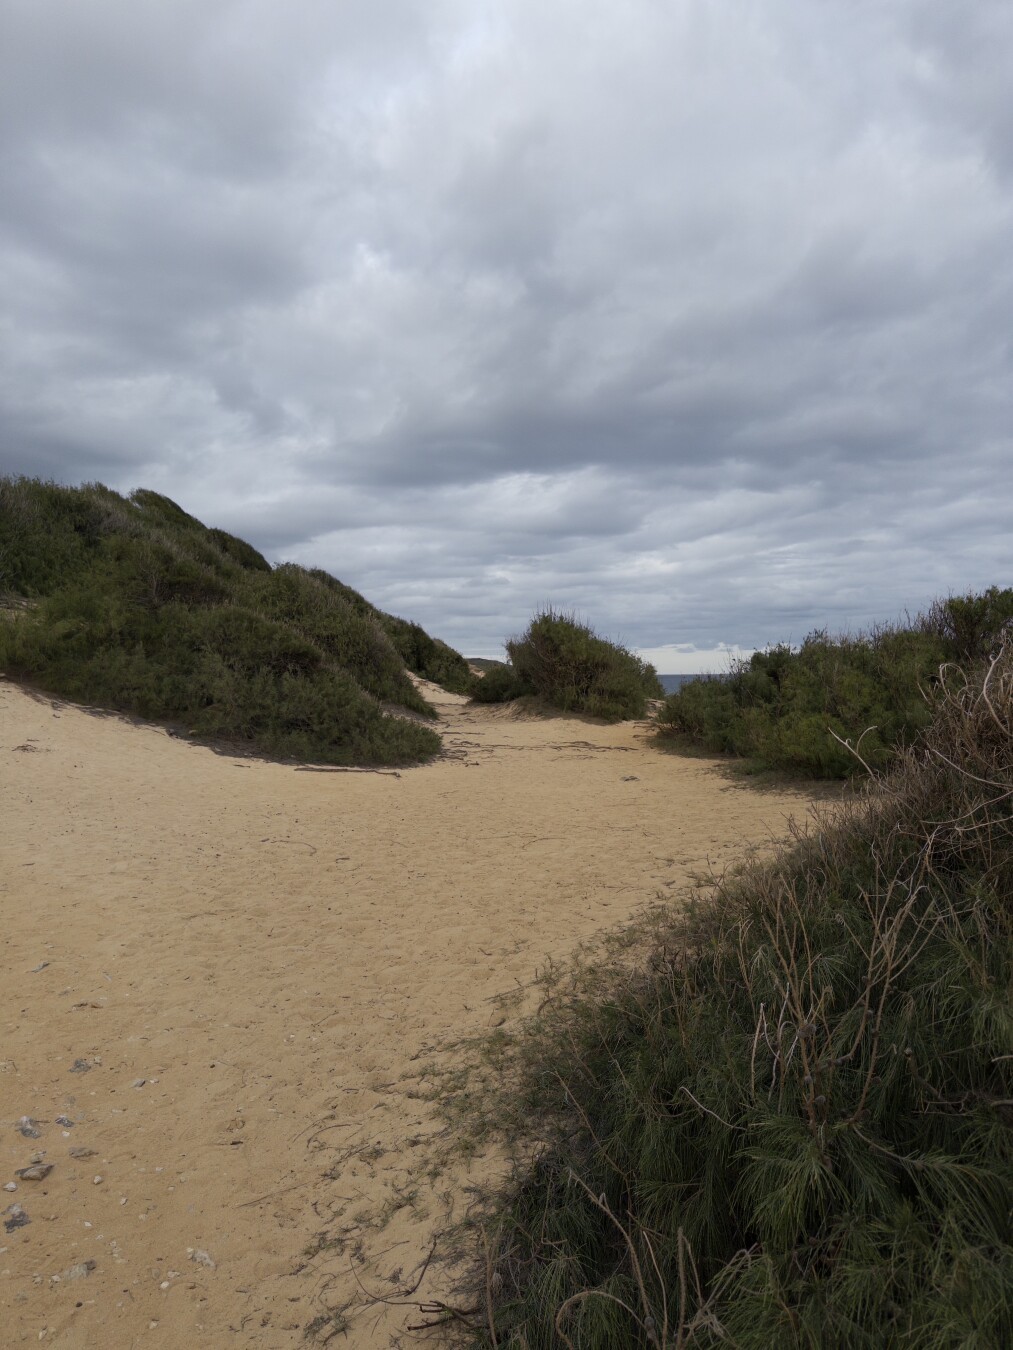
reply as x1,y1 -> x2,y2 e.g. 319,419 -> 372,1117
15,1165 -> 53,1182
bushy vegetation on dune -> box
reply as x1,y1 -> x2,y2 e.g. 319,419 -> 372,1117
469,660 -> 531,705
0,477 -> 468,764
657,590 -> 1013,778
381,612 -> 472,694
460,648 -> 1013,1347
471,608 -> 663,721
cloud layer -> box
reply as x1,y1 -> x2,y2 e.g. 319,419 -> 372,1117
2,0 -> 1011,665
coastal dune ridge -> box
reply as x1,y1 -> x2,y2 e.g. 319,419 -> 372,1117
0,676 -> 814,1346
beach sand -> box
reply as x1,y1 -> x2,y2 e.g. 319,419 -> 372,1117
1,679 -> 819,1346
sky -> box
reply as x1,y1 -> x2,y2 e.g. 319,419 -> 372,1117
1,1 -> 1011,669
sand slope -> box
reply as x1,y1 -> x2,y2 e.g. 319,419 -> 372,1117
1,680 -> 818,1346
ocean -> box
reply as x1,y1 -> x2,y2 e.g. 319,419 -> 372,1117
657,673 -> 709,695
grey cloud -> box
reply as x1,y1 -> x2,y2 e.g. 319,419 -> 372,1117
1,0 -> 1011,664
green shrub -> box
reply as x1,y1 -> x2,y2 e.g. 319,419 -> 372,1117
469,662 -> 529,703
208,528 -> 272,572
655,609 -> 1013,778
504,608 -> 663,721
919,586 -> 1013,663
379,613 -> 473,693
0,476 -> 464,765
465,648 -> 1013,1347
254,564 -> 433,716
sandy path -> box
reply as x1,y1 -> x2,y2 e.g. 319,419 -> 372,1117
1,680 -> 818,1347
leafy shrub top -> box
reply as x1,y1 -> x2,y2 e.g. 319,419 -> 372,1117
657,594 -> 1013,777
472,608 -> 662,721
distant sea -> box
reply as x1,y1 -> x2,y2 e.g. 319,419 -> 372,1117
657,673 -> 708,695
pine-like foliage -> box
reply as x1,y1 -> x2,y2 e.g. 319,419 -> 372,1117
0,477 -> 467,764
468,649 -> 1013,1347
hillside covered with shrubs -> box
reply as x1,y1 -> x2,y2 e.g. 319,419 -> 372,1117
463,644 -> 1013,1347
471,608 -> 663,721
0,477 -> 469,765
657,589 -> 1013,777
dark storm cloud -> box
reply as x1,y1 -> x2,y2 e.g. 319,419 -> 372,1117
1,0 -> 1011,665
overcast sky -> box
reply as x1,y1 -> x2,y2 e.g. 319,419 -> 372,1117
2,1 -> 1010,667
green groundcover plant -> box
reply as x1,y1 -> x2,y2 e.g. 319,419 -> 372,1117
471,608 -> 663,721
456,648 -> 1012,1347
656,590 -> 1013,778
0,477 -> 469,765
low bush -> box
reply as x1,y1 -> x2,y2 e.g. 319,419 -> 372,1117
497,608 -> 663,720
657,599 -> 1013,777
462,647 -> 1013,1347
379,614 -> 472,694
0,477 -> 469,765
469,662 -> 529,703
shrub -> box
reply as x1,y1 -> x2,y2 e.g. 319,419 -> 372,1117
379,614 -> 473,693
208,528 -> 272,572
504,608 -> 663,721
469,662 -> 529,703
464,647 -> 1013,1347
0,476 -> 464,765
919,587 -> 1013,663
655,607 -> 1013,778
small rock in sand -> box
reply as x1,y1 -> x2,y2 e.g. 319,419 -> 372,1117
69,1059 -> 92,1074
58,1260 -> 96,1282
16,1118 -> 41,1139
54,1115 -> 74,1128
3,1183 -> 16,1192
188,1248 -> 216,1270
4,1204 -> 30,1232
69,1147 -> 97,1160
15,1165 -> 53,1181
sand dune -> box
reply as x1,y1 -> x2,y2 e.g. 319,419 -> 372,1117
1,679 -> 818,1346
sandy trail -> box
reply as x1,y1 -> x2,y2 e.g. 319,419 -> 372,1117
1,680 -> 818,1347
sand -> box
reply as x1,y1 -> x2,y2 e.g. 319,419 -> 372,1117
1,679 -> 819,1347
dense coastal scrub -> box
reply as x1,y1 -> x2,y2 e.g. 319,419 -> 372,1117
460,648 -> 1012,1347
0,477 -> 467,764
657,590 -> 1013,777
471,608 -> 664,721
